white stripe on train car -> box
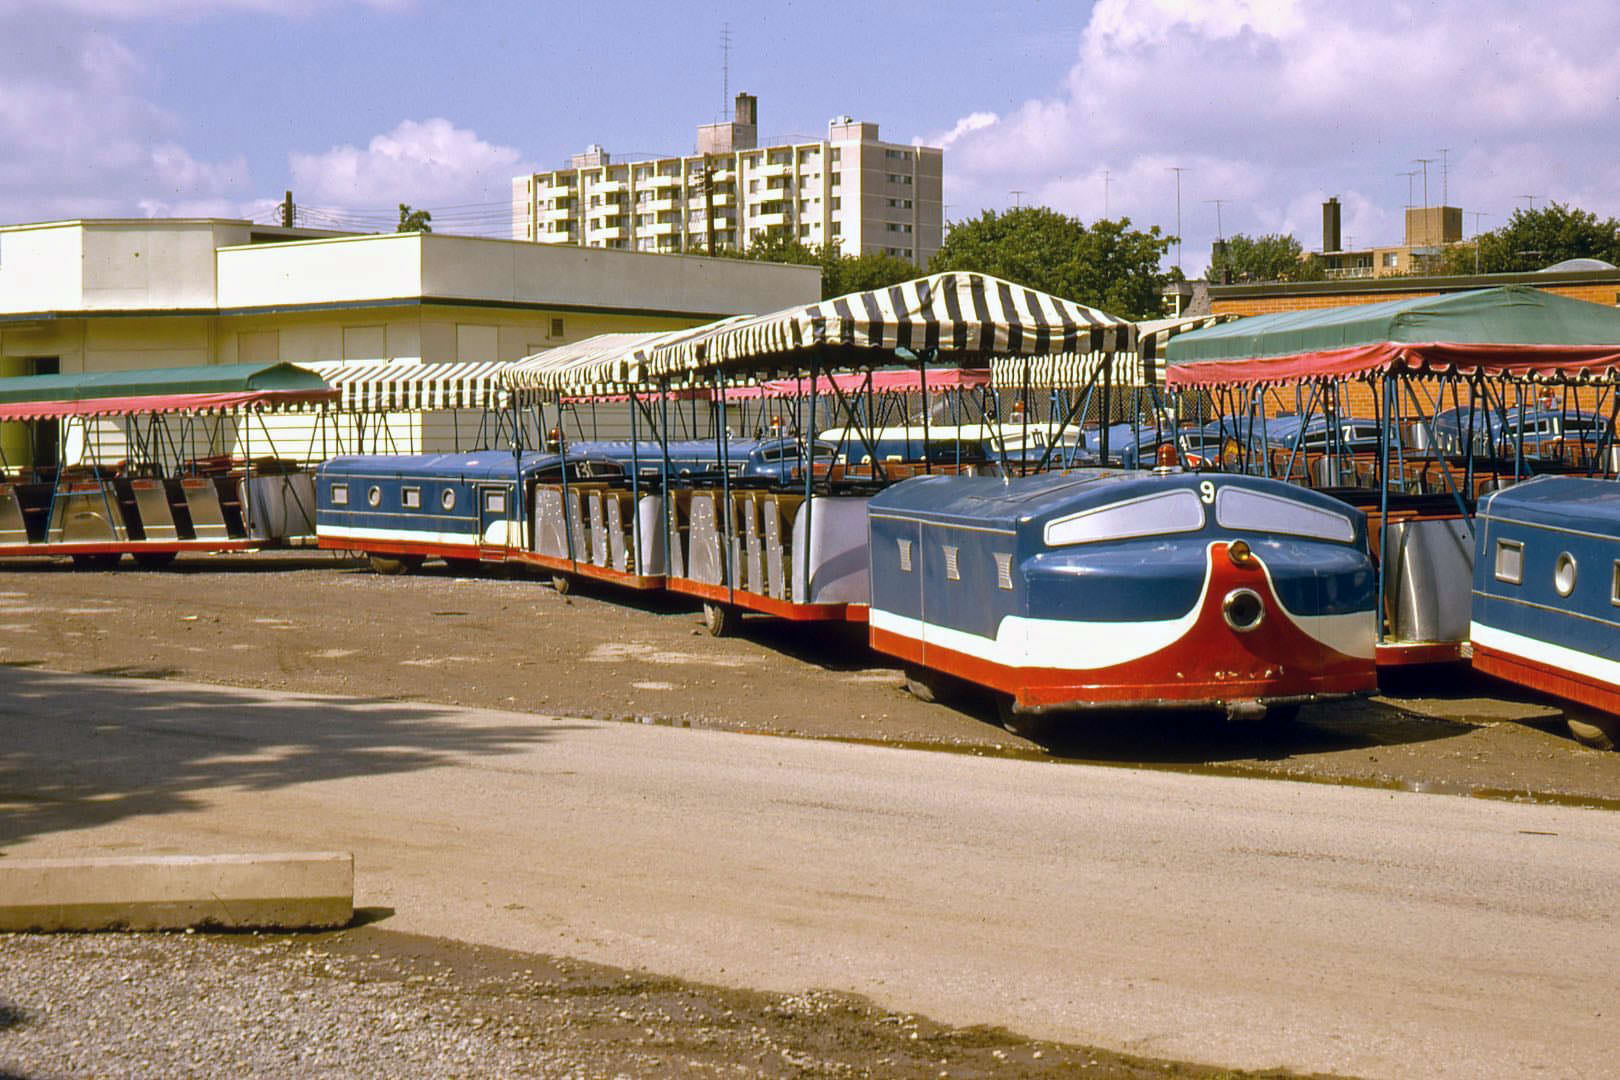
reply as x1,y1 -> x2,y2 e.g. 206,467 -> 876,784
318,524 -> 483,549
1470,621 -> 1620,688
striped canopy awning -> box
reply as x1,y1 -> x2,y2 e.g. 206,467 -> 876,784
305,360 -> 510,413
644,272 -> 1136,376
503,327 -> 702,398
989,313 -> 1240,391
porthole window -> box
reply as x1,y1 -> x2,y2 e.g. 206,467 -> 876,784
366,485 -> 382,508
1494,539 -> 1523,585
1554,552 -> 1578,597
330,483 -> 349,506
401,486 -> 421,510
441,488 -> 456,511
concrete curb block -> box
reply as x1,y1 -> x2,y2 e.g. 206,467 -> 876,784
0,852 -> 354,932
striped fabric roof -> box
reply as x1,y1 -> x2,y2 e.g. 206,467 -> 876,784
645,272 -> 1136,376
503,325 -> 715,398
989,314 -> 1240,390
305,359 -> 510,413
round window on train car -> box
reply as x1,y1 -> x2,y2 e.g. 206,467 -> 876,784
1554,552 -> 1578,597
1222,588 -> 1265,633
367,485 -> 381,507
441,488 -> 456,511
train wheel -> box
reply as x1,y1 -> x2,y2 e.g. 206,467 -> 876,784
550,573 -> 572,595
903,666 -> 938,703
702,601 -> 738,637
1567,716 -> 1616,751
443,558 -> 482,576
1263,704 -> 1302,725
996,695 -> 1057,742
71,553 -> 121,571
133,552 -> 178,570
367,553 -> 410,575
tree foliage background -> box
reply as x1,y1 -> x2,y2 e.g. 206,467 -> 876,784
1206,233 -> 1324,283
720,234 -> 920,300
396,204 -> 432,233
1441,202 -> 1620,275
926,207 -> 1173,318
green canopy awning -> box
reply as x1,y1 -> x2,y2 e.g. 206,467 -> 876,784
1165,286 -> 1620,387
0,362 -> 335,418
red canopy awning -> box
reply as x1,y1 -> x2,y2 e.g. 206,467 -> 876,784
0,387 -> 339,422
1165,341 -> 1620,389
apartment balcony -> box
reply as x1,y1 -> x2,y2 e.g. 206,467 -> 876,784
588,226 -> 625,241
753,212 -> 789,227
641,196 -> 679,213
540,205 -> 575,221
645,174 -> 681,189
594,179 -> 627,195
756,162 -> 792,178
645,222 -> 679,237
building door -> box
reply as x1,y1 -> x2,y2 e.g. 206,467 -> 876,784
9,358 -> 60,469
477,484 -> 512,560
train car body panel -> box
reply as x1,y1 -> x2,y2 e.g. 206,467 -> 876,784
867,471 -> 1378,713
1471,476 -> 1620,715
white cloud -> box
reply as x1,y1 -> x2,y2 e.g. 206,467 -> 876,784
927,0 -> 1620,278
0,16 -> 255,223
289,119 -> 532,209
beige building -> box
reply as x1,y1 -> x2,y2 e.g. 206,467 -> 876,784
1316,197 -> 1465,279
0,217 -> 818,463
512,94 -> 944,266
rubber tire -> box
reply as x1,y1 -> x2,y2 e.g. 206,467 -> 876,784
70,553 -> 121,571
702,601 -> 739,638
551,573 -> 573,595
367,553 -> 411,576
1567,717 -> 1616,751
903,666 -> 938,703
132,552 -> 178,570
996,695 -> 1057,742
443,558 -> 482,577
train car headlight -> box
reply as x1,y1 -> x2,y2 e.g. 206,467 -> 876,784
1227,539 -> 1254,567
1222,588 -> 1265,632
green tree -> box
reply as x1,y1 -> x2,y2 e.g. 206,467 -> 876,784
1440,202 -> 1620,275
926,206 -> 1173,319
721,234 -> 917,300
397,204 -> 432,233
1206,232 -> 1323,283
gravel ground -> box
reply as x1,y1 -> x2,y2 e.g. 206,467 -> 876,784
0,927 -> 1319,1079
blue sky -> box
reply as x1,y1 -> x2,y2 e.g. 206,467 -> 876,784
5,0 -> 1619,275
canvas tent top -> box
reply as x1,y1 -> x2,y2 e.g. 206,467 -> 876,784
504,321 -> 749,397
0,361 -> 336,421
305,359 -> 510,413
1165,286 -> 1620,387
644,272 -> 1136,376
989,312 -> 1240,391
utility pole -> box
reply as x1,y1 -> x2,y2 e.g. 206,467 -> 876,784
1468,210 -> 1490,274
1412,158 -> 1435,246
1167,166 -> 1188,271
702,155 -> 717,256
280,190 -> 294,228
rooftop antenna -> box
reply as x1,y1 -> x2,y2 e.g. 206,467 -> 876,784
1010,189 -> 1025,207
1102,169 -> 1112,218
1519,194 -> 1542,212
1468,210 -> 1491,274
1167,166 -> 1189,270
720,23 -> 732,120
1397,168 -> 1420,209
1205,198 -> 1227,241
1437,147 -> 1450,206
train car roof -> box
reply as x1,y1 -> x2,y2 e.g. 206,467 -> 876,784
1478,475 -> 1620,534
320,450 -> 576,480
870,469 -> 1363,538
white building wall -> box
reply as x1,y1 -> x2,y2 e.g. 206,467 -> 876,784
0,223 -> 86,313
216,233 -> 426,309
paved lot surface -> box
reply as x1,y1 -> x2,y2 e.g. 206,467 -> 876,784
4,669 -> 1617,1079
0,554 -> 1616,805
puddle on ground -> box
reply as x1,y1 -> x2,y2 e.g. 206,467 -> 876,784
584,642 -> 755,668
59,608 -> 120,616
399,656 -> 479,667
313,648 -> 358,659
631,681 -> 676,691
0,624 -> 34,632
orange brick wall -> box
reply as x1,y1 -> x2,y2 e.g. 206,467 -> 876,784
1212,282 -> 1620,317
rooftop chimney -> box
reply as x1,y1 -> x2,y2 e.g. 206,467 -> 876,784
1323,197 -> 1342,253
734,93 -> 757,127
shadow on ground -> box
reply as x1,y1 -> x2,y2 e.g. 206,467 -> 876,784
0,666 -> 580,849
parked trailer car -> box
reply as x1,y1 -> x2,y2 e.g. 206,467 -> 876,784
1471,476 -> 1620,724
866,470 -> 1378,728
314,451 -> 622,574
